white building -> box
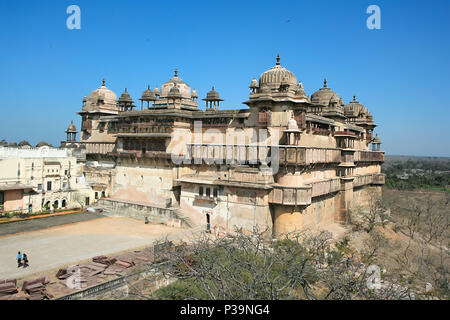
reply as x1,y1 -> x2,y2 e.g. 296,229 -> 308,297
0,145 -> 90,213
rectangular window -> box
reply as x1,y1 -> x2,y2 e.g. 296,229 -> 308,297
47,181 -> 52,191
206,188 -> 210,197
213,188 -> 218,198
63,182 -> 67,189
95,192 -> 98,200
199,186 -> 203,196
65,170 -> 68,175
37,184 -> 42,190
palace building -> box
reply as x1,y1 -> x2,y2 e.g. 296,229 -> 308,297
64,55 -> 385,236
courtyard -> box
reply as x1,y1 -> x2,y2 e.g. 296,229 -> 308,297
0,214 -> 185,280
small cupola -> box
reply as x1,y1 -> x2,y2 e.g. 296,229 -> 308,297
118,88 -> 135,111
202,86 -> 223,110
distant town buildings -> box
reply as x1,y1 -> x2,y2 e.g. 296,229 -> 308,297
0,144 -> 89,213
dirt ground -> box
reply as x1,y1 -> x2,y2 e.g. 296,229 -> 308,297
0,216 -> 188,281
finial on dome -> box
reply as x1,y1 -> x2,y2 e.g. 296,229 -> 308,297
102,78 -> 106,87
323,78 -> 327,88
353,95 -> 356,101
276,54 -> 280,65
174,68 -> 178,77
212,86 -> 215,91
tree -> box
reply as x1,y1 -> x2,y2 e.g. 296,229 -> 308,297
150,228 -> 415,300
72,191 -> 86,210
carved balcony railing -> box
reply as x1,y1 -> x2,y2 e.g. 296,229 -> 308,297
78,142 -> 115,155
354,151 -> 385,162
333,131 -> 359,138
194,195 -> 217,203
353,173 -> 385,187
269,186 -> 312,206
185,144 -> 342,166
311,178 -> 342,198
311,127 -> 331,136
269,178 -> 342,206
372,173 -> 385,185
340,153 -> 355,163
110,150 -> 172,159
278,146 -> 341,165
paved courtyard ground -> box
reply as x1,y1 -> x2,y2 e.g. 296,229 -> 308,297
0,216 -> 185,280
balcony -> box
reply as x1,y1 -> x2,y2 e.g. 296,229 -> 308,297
311,127 -> 331,136
185,144 -> 342,166
269,178 -> 341,206
333,131 -> 359,138
269,186 -> 312,206
354,151 -> 385,162
111,150 -> 172,159
194,195 -> 217,203
372,173 -> 385,185
79,142 -> 115,155
353,173 -> 385,187
340,153 -> 355,163
311,178 -> 341,198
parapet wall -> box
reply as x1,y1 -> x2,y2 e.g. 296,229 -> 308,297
96,198 -> 181,226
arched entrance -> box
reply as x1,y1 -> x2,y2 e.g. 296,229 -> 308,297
61,199 -> 67,208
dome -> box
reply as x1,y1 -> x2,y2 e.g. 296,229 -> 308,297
140,85 -> 156,101
66,121 -> 77,133
311,78 -> 341,106
9,141 -> 18,147
249,78 -> 258,89
88,79 -> 117,104
167,84 -> 182,99
118,88 -> 134,104
258,54 -> 297,90
160,69 -> 192,99
295,81 -> 308,98
36,141 -> 51,148
203,86 -> 223,101
83,79 -> 118,111
344,96 -> 371,118
373,134 -> 381,144
287,118 -> 299,131
18,140 -> 31,147
0,139 -> 7,147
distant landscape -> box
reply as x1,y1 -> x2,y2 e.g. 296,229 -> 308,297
383,155 -> 450,192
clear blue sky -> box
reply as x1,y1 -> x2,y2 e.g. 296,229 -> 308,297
0,0 -> 449,156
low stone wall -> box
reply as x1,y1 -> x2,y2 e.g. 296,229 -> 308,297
96,198 -> 179,226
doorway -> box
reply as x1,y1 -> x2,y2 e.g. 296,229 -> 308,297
206,213 -> 211,232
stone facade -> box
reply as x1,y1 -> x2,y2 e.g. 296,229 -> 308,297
68,56 -> 384,237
